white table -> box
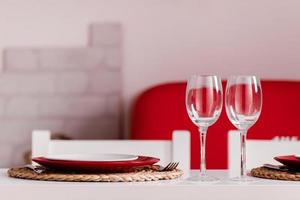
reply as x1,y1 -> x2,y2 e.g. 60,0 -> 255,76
1,169 -> 300,200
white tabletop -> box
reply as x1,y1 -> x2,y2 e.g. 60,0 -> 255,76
1,169 -> 300,200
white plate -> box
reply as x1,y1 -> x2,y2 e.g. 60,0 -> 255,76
44,153 -> 139,162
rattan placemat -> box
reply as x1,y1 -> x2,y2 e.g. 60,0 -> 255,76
7,166 -> 183,182
251,167 -> 300,181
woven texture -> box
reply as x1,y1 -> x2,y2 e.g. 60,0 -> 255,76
7,166 -> 183,182
251,167 -> 300,181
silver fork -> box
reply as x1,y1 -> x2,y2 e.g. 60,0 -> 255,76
25,164 -> 47,174
160,162 -> 179,171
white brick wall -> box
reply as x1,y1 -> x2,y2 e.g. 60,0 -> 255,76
106,95 -> 121,116
0,99 -> 6,117
90,69 -> 122,94
0,74 -> 56,95
39,97 -> 107,118
0,119 -> 65,166
56,72 -> 89,94
3,49 -> 39,71
39,98 -> 70,117
39,48 -> 105,70
0,23 -> 122,167
6,98 -> 39,117
104,46 -> 122,69
62,117 -> 119,139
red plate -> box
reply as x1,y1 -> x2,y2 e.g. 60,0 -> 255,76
274,155 -> 300,170
32,156 -> 160,172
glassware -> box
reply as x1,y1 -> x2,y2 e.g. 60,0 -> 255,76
225,75 -> 262,181
185,75 -> 223,181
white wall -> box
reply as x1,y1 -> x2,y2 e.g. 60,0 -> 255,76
1,0 -> 300,137
0,23 -> 122,167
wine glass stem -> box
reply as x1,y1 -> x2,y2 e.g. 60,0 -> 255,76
240,130 -> 248,178
199,127 -> 208,176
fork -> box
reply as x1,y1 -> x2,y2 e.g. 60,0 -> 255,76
160,162 -> 179,171
25,164 -> 47,174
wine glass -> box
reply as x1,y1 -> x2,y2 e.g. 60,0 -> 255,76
186,75 -> 223,181
225,75 -> 262,181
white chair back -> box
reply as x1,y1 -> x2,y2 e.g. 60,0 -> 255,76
32,130 -> 191,171
228,130 -> 300,177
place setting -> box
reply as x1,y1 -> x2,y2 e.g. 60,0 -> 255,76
8,153 -> 183,182
251,155 -> 300,181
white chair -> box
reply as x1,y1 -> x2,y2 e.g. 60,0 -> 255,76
228,130 -> 300,177
32,130 -> 191,171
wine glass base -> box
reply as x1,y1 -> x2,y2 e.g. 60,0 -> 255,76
187,174 -> 219,182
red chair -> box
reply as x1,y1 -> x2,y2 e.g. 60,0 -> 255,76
131,81 -> 300,169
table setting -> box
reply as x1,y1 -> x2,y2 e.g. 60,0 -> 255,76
5,75 -> 300,183
8,153 -> 182,182
2,75 -> 300,200
251,155 -> 300,181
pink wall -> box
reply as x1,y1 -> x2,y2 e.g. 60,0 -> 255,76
1,0 -> 300,138
0,23 -> 122,167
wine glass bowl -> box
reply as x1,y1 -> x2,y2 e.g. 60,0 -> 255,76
226,78 -> 262,130
185,75 -> 223,182
186,87 -> 223,127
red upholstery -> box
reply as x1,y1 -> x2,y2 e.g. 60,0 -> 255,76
131,81 -> 300,169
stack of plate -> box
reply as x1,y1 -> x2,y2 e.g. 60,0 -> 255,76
275,155 -> 300,170
32,153 -> 160,171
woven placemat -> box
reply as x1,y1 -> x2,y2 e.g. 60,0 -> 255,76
7,165 -> 183,182
251,167 -> 300,181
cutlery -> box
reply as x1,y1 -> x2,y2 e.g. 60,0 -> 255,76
160,162 -> 179,171
25,164 -> 47,174
263,164 -> 288,171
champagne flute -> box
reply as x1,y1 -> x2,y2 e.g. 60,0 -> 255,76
186,75 -> 223,181
225,75 -> 262,181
